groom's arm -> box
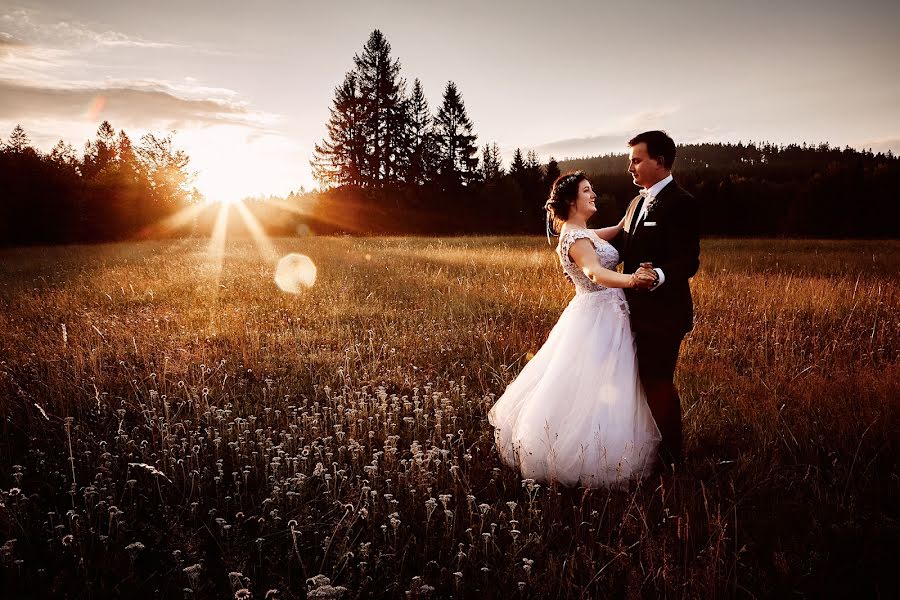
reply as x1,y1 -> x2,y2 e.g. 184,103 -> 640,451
655,192 -> 700,284
608,228 -> 625,252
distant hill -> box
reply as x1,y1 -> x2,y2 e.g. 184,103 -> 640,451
557,142 -> 899,238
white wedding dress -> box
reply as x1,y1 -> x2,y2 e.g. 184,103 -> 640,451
488,228 -> 661,487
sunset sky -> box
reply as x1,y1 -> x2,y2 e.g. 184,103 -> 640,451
1,0 -> 898,202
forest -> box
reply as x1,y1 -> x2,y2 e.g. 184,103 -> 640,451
1,29 -> 897,245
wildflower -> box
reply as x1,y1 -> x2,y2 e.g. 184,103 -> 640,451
423,496 -> 438,518
126,541 -> 145,562
523,558 -> 533,574
307,574 -> 347,599
128,462 -> 172,484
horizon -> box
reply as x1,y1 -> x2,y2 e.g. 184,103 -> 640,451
2,0 -> 898,202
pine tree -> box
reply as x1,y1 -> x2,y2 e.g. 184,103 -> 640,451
311,72 -> 367,188
525,150 -> 543,181
353,30 -> 406,187
49,140 -> 78,171
82,121 -> 117,178
116,130 -> 143,181
544,156 -> 561,190
480,142 -> 504,183
433,81 -> 478,188
5,125 -> 31,154
509,148 -> 526,181
405,78 -> 435,186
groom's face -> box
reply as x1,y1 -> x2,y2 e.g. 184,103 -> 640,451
628,142 -> 667,189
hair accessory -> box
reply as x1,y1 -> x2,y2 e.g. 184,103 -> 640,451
545,210 -> 554,246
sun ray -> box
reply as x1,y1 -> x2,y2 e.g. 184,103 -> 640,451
136,202 -> 210,238
205,201 -> 231,331
264,197 -> 312,216
233,200 -> 279,261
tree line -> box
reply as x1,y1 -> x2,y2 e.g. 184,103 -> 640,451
0,122 -> 199,246
1,27 -> 897,245
310,30 -> 900,238
561,141 -> 900,238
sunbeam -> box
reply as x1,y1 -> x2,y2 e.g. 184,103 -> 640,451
137,202 -> 210,238
233,199 -> 279,261
205,201 -> 231,328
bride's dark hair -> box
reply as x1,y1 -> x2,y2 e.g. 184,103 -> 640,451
545,171 -> 587,234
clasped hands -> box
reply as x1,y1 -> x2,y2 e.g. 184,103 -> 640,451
630,262 -> 658,290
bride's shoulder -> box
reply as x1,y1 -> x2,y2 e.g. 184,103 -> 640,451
560,226 -> 594,242
558,227 -> 595,254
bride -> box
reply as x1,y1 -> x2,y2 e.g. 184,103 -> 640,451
488,171 -> 661,487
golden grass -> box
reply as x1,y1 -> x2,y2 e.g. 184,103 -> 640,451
0,237 -> 896,598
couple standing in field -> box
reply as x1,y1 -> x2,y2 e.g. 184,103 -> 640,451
488,130 -> 700,487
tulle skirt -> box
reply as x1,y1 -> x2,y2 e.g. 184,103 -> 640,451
488,289 -> 661,488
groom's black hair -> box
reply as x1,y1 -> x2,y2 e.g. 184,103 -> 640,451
628,130 -> 676,169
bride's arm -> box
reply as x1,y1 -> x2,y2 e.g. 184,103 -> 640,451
592,215 -> 626,241
568,239 -> 644,289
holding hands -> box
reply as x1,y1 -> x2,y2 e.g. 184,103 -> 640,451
631,262 -> 658,290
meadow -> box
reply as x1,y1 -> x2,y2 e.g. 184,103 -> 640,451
0,236 -> 897,599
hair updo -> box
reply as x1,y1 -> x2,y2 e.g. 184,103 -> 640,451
545,171 -> 587,234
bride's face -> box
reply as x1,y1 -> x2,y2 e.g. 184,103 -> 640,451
569,179 -> 597,220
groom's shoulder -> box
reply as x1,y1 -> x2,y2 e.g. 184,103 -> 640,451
669,181 -> 698,209
669,180 -> 694,200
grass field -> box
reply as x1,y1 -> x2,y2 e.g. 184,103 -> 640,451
0,236 -> 897,599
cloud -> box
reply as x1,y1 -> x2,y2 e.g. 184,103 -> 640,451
0,77 -> 277,130
622,106 -> 681,131
1,8 -> 180,52
531,134 -> 628,160
0,33 -> 27,48
528,106 -> 688,160
858,136 -> 900,154
0,8 -> 269,129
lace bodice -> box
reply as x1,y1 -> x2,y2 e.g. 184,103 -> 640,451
557,228 -> 622,295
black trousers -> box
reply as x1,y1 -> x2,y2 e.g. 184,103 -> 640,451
634,331 -> 685,467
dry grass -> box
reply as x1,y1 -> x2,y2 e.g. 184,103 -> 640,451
0,237 -> 897,599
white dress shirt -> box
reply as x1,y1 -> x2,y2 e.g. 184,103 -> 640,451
638,174 -> 673,290
638,173 -> 673,223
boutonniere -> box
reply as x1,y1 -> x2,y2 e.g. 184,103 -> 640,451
645,195 -> 660,214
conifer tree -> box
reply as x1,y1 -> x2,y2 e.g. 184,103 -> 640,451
82,121 -> 116,178
405,78 -> 435,185
353,30 -> 406,186
5,125 -> 31,154
509,148 -> 526,181
311,72 -> 367,188
49,140 -> 78,170
544,156 -> 561,190
480,142 -> 504,183
433,81 -> 478,188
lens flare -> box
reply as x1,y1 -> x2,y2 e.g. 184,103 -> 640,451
274,253 -> 317,293
87,96 -> 107,121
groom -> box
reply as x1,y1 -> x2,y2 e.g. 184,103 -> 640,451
613,130 -> 700,471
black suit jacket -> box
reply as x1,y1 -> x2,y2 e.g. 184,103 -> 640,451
611,180 -> 700,336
